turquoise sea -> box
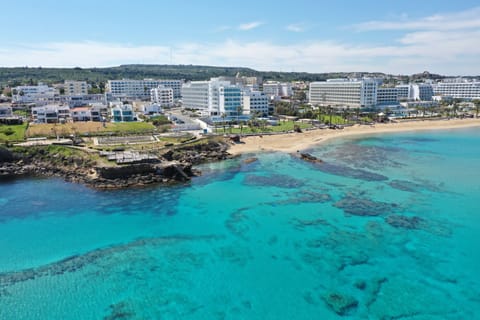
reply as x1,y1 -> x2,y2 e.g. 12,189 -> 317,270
1,127 -> 480,319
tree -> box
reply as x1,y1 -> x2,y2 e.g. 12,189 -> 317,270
473,99 -> 480,118
452,101 -> 459,118
221,112 -> 227,133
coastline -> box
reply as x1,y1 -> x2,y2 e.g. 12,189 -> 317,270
228,118 -> 480,155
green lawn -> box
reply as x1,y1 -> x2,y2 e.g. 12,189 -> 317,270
0,123 -> 28,142
216,121 -> 312,134
106,122 -> 156,134
316,114 -> 351,125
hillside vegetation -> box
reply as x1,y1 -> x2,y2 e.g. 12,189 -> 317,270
0,64 -> 389,86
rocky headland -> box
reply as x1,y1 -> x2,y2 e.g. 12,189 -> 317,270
0,139 -> 231,189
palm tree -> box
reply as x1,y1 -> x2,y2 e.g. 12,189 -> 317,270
221,112 -> 227,133
452,102 -> 459,118
355,108 -> 360,124
328,106 -> 333,125
342,107 -> 350,124
473,99 -> 480,118
316,105 -> 322,122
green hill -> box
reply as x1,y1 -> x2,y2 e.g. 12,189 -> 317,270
0,64 -> 388,87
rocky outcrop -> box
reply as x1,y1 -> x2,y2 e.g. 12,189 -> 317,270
0,147 -> 14,163
0,142 -> 224,189
162,141 -> 230,164
299,152 -> 323,163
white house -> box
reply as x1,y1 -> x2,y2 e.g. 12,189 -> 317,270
31,105 -> 70,123
141,103 -> 163,115
111,104 -> 135,122
70,107 -> 92,121
0,106 -> 13,118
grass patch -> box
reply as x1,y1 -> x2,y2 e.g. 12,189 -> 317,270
106,122 -> 156,134
26,122 -> 157,138
149,115 -> 171,126
0,123 -> 28,142
315,114 -> 351,125
216,121 -> 312,134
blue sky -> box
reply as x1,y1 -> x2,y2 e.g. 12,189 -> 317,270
1,0 -> 479,75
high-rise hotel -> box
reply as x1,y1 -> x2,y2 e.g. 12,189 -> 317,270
309,78 -> 378,108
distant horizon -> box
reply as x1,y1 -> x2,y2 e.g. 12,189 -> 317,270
1,1 -> 479,75
0,64 -> 477,78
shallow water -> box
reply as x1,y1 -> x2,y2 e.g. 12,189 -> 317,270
1,127 -> 479,319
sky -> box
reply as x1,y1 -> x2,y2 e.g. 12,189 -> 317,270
0,0 -> 479,75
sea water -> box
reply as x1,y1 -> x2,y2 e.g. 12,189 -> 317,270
0,127 -> 479,319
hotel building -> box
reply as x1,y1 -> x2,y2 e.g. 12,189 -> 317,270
262,81 -> 293,98
13,84 -> 56,104
182,78 -> 243,116
243,90 -> 269,116
107,79 -> 182,100
310,79 -> 434,108
309,78 -> 378,108
433,80 -> 480,99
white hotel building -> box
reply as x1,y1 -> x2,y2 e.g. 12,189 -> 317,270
433,79 -> 480,99
150,86 -> 174,106
310,79 -> 434,108
13,84 -> 56,104
243,90 -> 269,116
107,79 -> 183,100
309,79 -> 378,108
182,78 -> 243,117
262,81 -> 293,98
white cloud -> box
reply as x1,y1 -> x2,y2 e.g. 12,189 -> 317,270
0,41 -> 171,67
238,21 -> 264,31
1,35 -> 479,75
354,6 -> 480,31
3,6 -> 480,76
286,23 -> 306,32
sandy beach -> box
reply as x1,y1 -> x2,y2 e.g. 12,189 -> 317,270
229,118 -> 480,155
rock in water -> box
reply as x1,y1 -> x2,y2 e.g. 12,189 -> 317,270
322,291 -> 358,315
386,215 -> 425,229
243,157 -> 258,164
300,153 -> 322,163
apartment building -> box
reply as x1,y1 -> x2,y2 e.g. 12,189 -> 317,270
150,86 -> 174,106
106,79 -> 182,100
31,105 -> 70,123
64,81 -> 88,95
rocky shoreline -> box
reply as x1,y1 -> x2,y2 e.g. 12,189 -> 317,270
0,140 -> 231,190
